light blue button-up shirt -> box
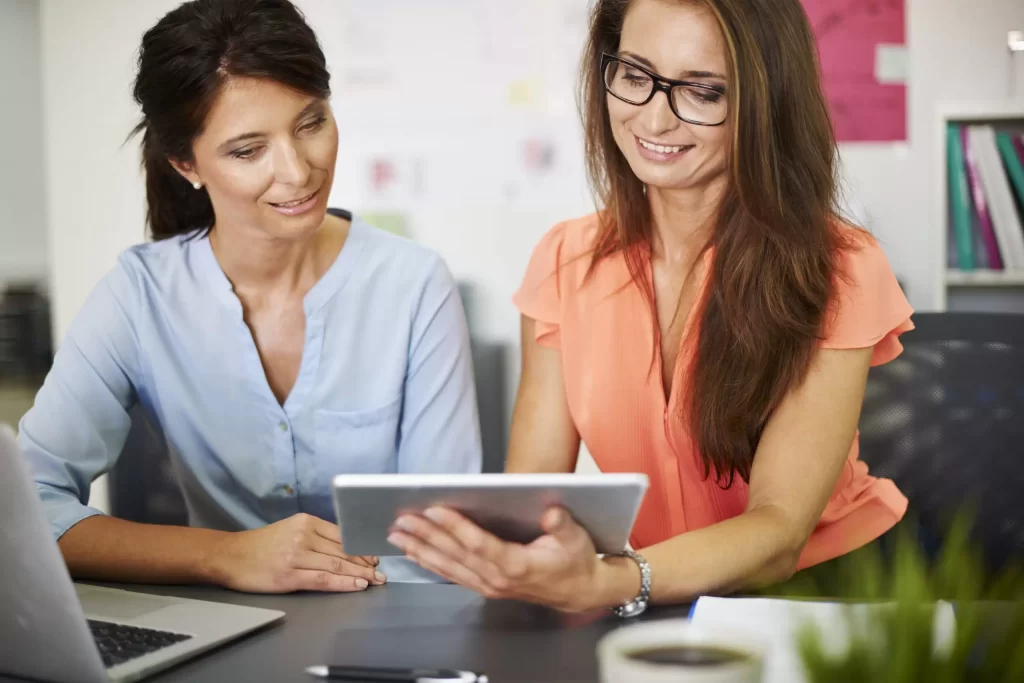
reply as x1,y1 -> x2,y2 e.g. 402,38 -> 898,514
18,214 -> 482,582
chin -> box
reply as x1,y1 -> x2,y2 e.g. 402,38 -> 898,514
631,166 -> 693,192
260,194 -> 329,240
630,158 -> 723,194
268,211 -> 326,241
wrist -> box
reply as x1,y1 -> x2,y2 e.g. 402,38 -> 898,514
594,554 -> 644,610
194,528 -> 235,586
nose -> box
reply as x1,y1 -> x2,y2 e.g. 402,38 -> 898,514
273,139 -> 311,188
638,88 -> 679,138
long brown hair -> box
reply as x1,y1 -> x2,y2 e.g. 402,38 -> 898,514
580,0 -> 858,486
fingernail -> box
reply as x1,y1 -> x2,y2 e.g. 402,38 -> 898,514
393,516 -> 413,531
388,533 -> 402,547
423,507 -> 443,522
375,571 -> 387,583
356,578 -> 368,589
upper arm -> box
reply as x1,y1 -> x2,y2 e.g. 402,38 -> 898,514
396,257 -> 482,474
18,263 -> 142,538
746,346 -> 873,543
504,315 -> 580,474
749,234 -> 913,536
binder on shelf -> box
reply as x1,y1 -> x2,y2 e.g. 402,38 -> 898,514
960,125 -> 1003,269
946,124 -> 975,269
1013,134 -> 1024,169
995,131 -> 1024,209
967,126 -> 1024,269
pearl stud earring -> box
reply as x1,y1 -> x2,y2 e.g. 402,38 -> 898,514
192,181 -> 203,190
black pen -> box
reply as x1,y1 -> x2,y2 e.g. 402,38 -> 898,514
304,665 -> 488,682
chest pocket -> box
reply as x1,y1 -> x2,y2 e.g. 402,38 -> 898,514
314,398 -> 403,475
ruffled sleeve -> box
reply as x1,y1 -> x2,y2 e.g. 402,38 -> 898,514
821,234 -> 915,366
512,222 -> 570,348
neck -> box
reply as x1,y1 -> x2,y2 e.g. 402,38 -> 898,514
647,177 -> 726,266
208,217 -> 335,300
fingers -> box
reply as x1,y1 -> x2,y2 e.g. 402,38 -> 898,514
541,506 -> 583,545
311,515 -> 343,543
387,529 -> 498,597
309,536 -> 387,584
421,508 -> 509,563
290,569 -> 371,593
422,507 -> 528,579
295,549 -> 383,586
391,509 -> 515,590
309,515 -> 379,567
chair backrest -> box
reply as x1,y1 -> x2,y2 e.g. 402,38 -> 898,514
109,405 -> 186,526
857,313 -> 1024,570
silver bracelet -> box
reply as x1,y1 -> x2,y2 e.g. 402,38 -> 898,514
609,549 -> 651,618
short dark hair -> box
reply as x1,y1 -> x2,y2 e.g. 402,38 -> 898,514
131,0 -> 331,240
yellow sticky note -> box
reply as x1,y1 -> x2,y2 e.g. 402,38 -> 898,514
507,79 -> 539,107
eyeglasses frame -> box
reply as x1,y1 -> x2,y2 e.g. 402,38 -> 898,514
600,52 -> 729,127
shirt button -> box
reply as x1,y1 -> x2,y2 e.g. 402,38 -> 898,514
279,421 -> 289,432
283,484 -> 294,495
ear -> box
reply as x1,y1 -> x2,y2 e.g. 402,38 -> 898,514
168,158 -> 202,188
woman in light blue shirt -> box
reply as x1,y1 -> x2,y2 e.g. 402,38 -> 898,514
19,0 -> 481,591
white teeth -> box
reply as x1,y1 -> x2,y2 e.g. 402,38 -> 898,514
639,138 -> 685,154
274,192 -> 314,208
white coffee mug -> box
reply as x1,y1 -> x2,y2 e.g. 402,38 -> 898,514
596,618 -> 765,683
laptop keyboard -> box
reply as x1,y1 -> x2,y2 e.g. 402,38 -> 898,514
87,619 -> 193,668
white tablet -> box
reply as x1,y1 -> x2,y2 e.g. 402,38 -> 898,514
332,473 -> 649,556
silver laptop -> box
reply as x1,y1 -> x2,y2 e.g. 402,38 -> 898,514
0,426 -> 285,683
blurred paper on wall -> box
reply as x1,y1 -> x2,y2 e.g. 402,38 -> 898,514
359,212 -> 411,239
362,156 -> 425,201
875,43 -> 909,85
522,138 -> 556,174
506,79 -> 543,109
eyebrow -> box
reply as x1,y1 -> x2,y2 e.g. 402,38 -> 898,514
618,51 -> 727,81
218,100 -> 325,150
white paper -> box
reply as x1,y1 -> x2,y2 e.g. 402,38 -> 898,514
875,44 -> 909,84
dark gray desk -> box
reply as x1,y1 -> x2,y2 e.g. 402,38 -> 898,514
83,583 -> 689,683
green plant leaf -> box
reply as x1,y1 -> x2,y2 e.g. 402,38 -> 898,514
789,510 -> 1023,682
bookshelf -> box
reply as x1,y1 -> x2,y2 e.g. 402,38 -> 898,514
935,102 -> 1024,312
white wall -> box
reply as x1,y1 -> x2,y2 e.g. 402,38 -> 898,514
40,0 -> 181,341
0,0 -> 49,286
36,0 -> 1024,495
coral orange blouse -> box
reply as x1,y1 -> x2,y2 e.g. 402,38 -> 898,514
512,213 -> 913,569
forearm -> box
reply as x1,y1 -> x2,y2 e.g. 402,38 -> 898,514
58,515 -> 232,586
594,505 -> 804,608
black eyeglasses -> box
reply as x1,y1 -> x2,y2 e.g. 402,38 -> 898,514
600,53 -> 728,127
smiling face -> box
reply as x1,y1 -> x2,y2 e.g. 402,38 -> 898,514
172,76 -> 338,241
607,0 -> 732,194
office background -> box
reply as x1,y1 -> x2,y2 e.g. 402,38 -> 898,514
2,0 -> 1024,509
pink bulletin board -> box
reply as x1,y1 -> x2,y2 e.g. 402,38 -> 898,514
801,0 -> 908,142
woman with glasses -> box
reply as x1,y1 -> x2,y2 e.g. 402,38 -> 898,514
390,0 -> 913,613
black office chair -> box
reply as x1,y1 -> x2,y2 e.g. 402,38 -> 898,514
110,409 -> 185,526
857,313 -> 1024,571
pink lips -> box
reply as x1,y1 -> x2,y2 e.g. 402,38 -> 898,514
269,189 -> 320,216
